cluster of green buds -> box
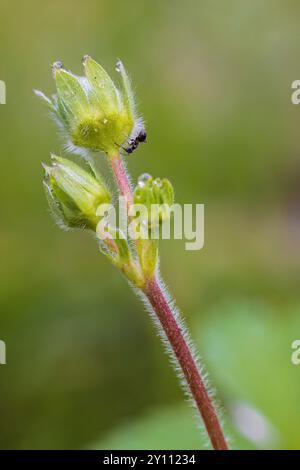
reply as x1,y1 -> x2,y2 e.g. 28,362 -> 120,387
43,154 -> 144,286
35,56 -> 137,155
37,56 -> 175,285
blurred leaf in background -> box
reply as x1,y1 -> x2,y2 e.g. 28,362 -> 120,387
199,299 -> 300,450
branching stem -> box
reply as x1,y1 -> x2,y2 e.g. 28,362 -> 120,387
109,152 -> 133,207
108,151 -> 228,450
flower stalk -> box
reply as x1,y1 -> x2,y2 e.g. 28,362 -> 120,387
36,56 -> 228,450
144,276 -> 228,450
108,150 -> 228,450
109,152 -> 133,207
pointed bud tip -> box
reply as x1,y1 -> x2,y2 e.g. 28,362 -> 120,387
52,61 -> 64,77
115,60 -> 122,73
41,162 -> 52,175
82,55 -> 91,66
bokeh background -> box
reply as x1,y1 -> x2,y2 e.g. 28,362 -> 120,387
1,0 -> 300,450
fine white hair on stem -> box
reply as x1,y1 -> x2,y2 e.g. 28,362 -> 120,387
132,267 -> 225,448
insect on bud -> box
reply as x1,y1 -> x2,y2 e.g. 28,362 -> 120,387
35,56 -> 139,155
43,155 -> 111,231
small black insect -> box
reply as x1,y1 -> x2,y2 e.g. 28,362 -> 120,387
124,129 -> 147,154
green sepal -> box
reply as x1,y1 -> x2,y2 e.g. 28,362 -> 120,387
83,55 -> 119,113
116,60 -> 136,117
54,68 -> 89,127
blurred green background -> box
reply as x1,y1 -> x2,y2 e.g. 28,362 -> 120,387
1,0 -> 300,450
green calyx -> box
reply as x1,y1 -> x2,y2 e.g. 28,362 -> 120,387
35,56 -> 136,154
133,174 -> 175,228
43,155 -> 111,231
133,174 -> 174,279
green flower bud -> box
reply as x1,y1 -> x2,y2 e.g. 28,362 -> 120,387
35,57 -> 137,155
43,155 -> 111,231
133,174 -> 175,227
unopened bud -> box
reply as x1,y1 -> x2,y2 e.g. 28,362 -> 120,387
43,155 -> 110,230
133,174 -> 174,227
36,57 -> 138,155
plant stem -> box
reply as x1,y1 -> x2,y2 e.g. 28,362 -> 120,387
109,152 -> 133,206
108,151 -> 228,450
144,276 -> 228,450
108,151 -> 144,267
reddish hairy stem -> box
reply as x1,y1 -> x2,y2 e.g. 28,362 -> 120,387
108,152 -> 228,450
109,153 -> 133,206
144,276 -> 228,450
